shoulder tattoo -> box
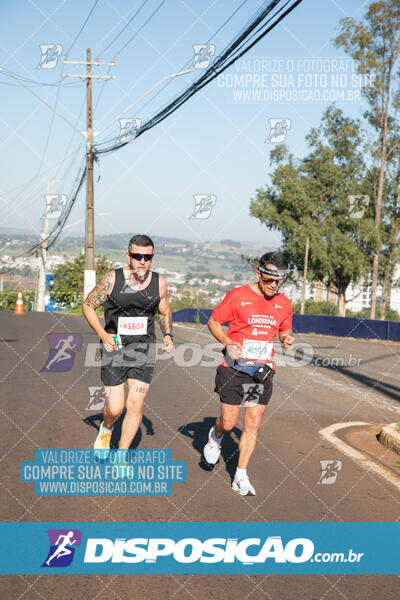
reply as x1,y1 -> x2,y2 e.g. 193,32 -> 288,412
84,271 -> 114,309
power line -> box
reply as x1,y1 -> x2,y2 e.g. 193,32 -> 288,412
114,0 -> 168,56
99,0 -> 149,55
36,0 -> 101,177
11,0 -> 304,261
95,0 -> 303,155
94,0 -> 151,114
66,0 -> 101,55
129,0 -> 251,126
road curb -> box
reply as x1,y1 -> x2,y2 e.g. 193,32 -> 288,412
319,422 -> 400,492
377,423 -> 400,456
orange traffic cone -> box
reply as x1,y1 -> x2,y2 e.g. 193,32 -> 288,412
14,290 -> 24,315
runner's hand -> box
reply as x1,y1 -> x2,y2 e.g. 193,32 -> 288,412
162,335 -> 174,353
282,334 -> 295,350
225,341 -> 242,360
102,333 -> 117,352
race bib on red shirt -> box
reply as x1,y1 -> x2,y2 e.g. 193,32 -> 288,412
212,285 -> 292,369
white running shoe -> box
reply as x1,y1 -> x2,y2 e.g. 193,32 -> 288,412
232,473 -> 256,496
94,422 -> 112,459
203,426 -> 222,464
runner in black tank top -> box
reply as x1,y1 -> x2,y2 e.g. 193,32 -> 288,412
82,234 -> 174,454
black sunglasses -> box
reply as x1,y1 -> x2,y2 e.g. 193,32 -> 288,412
128,252 -> 153,261
260,275 -> 281,285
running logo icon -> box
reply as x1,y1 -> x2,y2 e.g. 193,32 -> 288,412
42,529 -> 82,568
44,194 -> 67,219
241,383 -> 264,407
190,195 -> 216,219
41,334 -> 82,372
265,118 -> 291,143
36,45 -> 63,69
317,460 -> 342,485
86,386 -> 106,410
191,44 -> 216,69
348,195 -> 369,219
118,118 -> 142,143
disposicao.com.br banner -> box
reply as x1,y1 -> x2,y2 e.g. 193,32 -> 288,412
0,522 -> 398,575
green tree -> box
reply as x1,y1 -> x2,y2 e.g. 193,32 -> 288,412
170,289 -> 209,312
0,290 -> 35,311
292,300 -> 338,317
379,154 -> 400,319
250,106 -> 375,317
49,254 -> 113,309
347,305 -> 400,321
334,0 -> 400,318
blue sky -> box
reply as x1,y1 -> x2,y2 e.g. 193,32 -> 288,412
0,0 -> 369,248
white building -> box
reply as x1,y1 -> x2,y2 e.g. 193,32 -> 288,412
282,266 -> 400,315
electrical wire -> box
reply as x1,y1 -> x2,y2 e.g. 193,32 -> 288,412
93,0 -> 160,131
65,0 -> 101,56
35,0 -> 101,177
95,0 -> 303,154
98,0 -> 149,55
128,0 -> 251,127
9,0 -> 304,261
114,0 -> 168,57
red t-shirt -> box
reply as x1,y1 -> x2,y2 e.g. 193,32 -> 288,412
211,284 -> 293,369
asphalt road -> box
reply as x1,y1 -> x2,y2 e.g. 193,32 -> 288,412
1,311 -> 399,599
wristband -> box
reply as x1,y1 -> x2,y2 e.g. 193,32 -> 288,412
164,333 -> 174,340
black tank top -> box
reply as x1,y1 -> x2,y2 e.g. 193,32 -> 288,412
104,268 -> 160,345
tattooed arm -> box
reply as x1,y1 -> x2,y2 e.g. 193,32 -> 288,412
158,275 -> 174,353
82,271 -> 117,351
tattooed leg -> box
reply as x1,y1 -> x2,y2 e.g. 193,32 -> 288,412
118,379 -> 150,449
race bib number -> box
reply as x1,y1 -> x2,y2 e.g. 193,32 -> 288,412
242,339 -> 273,362
118,317 -> 148,336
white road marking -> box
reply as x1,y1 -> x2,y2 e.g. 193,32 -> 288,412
174,324 -> 212,337
319,421 -> 400,491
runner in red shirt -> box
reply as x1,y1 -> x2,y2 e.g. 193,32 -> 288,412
203,251 -> 295,496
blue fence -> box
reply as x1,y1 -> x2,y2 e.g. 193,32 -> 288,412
172,309 -> 400,342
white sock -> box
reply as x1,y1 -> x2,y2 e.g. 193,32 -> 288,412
102,423 -> 113,434
235,467 -> 247,479
212,427 -> 223,445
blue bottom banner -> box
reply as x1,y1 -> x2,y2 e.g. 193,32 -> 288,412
0,522 -> 398,574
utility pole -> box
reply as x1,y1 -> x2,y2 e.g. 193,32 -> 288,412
36,177 -> 62,312
62,55 -> 191,299
84,48 -> 95,299
300,236 -> 310,315
63,50 -> 115,299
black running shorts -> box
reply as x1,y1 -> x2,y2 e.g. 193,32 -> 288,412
100,342 -> 155,386
214,365 -> 274,406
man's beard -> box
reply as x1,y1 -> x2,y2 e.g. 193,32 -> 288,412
134,269 -> 147,281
